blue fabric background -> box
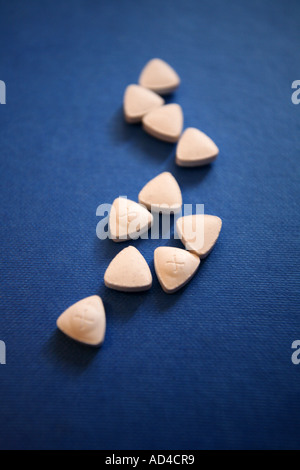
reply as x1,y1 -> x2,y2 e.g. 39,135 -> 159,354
0,0 -> 299,450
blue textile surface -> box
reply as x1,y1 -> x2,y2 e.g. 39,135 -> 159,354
0,0 -> 299,450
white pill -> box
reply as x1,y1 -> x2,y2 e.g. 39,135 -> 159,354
142,103 -> 183,143
138,171 -> 182,214
123,84 -> 164,123
176,214 -> 222,258
109,197 -> 153,242
154,246 -> 200,294
56,295 -> 106,347
176,127 -> 219,167
104,246 -> 152,292
139,58 -> 180,95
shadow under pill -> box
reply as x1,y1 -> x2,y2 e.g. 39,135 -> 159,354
108,107 -> 139,143
93,236 -> 129,264
101,288 -> 148,323
134,132 -> 175,163
152,282 -> 184,312
43,330 -> 99,373
162,92 -> 178,104
108,107 -> 175,162
165,158 -> 214,188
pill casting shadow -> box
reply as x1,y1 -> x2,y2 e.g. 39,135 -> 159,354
108,107 -> 175,163
109,107 -> 215,185
43,330 -> 99,373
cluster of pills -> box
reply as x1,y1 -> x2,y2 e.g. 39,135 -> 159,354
124,58 -> 219,165
56,59 -> 222,348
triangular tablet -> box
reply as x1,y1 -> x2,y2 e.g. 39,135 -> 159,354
138,171 -> 182,213
176,127 -> 219,167
176,214 -> 222,258
104,246 -> 152,292
139,58 -> 180,95
154,247 -> 200,293
109,197 -> 153,242
57,295 -> 106,347
123,84 -> 164,123
142,104 -> 183,143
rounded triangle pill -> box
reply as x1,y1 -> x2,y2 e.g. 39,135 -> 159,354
139,58 -> 180,95
123,84 -> 164,123
56,295 -> 106,347
104,246 -> 152,292
142,103 -> 183,143
176,127 -> 219,167
138,171 -> 182,214
176,214 -> 222,258
154,247 -> 200,294
109,197 -> 153,242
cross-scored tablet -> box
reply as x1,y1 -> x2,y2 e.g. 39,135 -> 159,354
57,296 -> 106,347
154,246 -> 200,293
109,197 -> 153,242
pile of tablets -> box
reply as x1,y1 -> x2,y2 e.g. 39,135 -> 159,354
104,171 -> 222,292
56,59 -> 222,347
124,58 -> 219,165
